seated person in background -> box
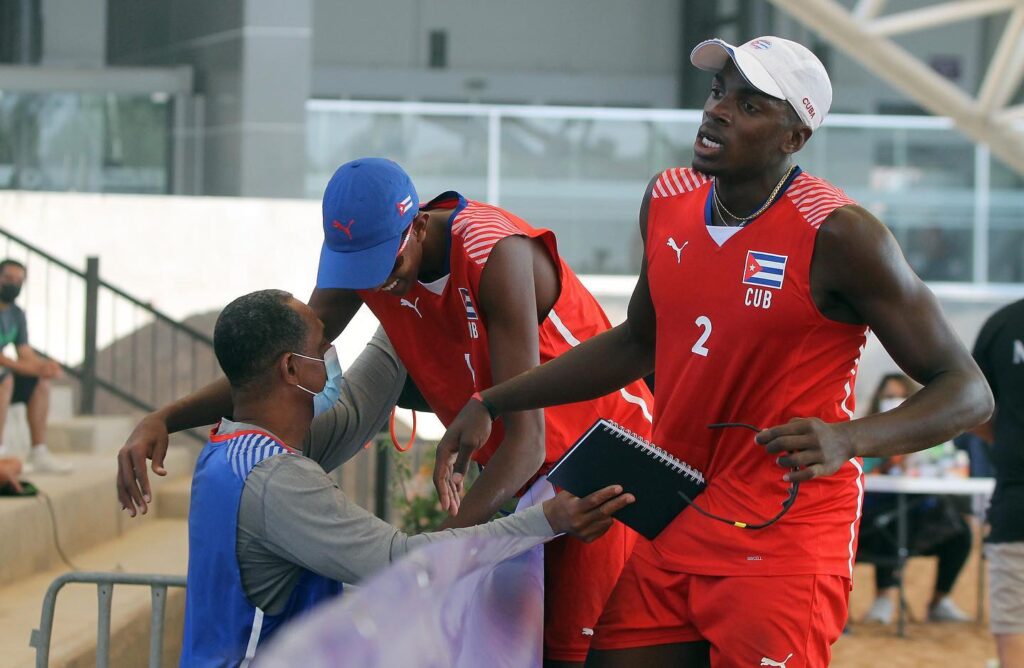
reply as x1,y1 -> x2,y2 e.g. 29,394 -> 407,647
858,372 -> 973,624
180,289 -> 633,667
0,259 -> 68,474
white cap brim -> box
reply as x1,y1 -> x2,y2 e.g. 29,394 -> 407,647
690,39 -> 786,101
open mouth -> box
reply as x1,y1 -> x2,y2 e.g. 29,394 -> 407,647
699,135 -> 723,149
380,278 -> 401,292
694,129 -> 725,160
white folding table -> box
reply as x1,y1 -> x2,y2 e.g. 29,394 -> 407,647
862,475 -> 995,637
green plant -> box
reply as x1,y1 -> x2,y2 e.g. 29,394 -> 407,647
387,443 -> 448,534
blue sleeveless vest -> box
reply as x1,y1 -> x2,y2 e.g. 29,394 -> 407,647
180,428 -> 343,667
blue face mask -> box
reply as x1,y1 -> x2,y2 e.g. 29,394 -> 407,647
293,346 -> 343,417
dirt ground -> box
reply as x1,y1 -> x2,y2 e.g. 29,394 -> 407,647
833,525 -> 997,667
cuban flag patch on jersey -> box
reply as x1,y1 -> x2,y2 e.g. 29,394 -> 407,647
742,250 -> 788,290
459,287 -> 479,320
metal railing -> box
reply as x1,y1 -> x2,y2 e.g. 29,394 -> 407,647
30,571 -> 187,668
0,225 -> 218,426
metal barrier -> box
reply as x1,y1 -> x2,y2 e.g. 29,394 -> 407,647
30,571 -> 187,668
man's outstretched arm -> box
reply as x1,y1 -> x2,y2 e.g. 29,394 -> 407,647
433,234 -> 549,523
757,205 -> 994,482
435,176 -> 660,492
117,288 -> 365,516
117,377 -> 234,515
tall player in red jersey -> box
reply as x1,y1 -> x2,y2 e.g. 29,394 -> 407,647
438,36 -> 993,667
309,158 -> 654,666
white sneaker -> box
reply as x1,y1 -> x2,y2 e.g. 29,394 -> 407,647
28,445 -> 72,474
863,596 -> 895,624
928,596 -> 970,623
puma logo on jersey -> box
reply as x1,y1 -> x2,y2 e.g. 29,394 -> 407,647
760,653 -> 793,667
400,297 -> 422,318
667,237 -> 688,264
332,219 -> 355,239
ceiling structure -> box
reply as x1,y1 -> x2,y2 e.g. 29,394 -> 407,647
768,0 -> 1024,175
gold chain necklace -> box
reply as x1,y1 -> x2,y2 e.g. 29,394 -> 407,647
713,165 -> 797,227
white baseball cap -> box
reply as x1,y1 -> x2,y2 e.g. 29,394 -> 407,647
690,36 -> 832,132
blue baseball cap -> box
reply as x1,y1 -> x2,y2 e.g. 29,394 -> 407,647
316,158 -> 420,290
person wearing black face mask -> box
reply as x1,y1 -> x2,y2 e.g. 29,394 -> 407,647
0,259 -> 69,474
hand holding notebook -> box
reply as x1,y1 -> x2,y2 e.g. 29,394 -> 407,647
546,419 -> 705,539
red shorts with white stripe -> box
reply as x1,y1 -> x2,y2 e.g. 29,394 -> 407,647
590,539 -> 850,667
544,519 -> 637,662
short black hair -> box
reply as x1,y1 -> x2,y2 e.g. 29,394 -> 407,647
214,289 -> 308,388
0,259 -> 26,276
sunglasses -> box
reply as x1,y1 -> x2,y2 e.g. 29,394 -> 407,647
676,422 -> 800,530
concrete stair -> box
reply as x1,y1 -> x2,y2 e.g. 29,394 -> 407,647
46,415 -> 142,455
0,445 -> 196,667
0,447 -> 194,588
0,520 -> 188,668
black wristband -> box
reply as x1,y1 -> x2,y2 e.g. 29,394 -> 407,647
471,392 -> 499,421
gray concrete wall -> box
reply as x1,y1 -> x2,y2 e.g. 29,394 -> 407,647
40,0 -> 107,67
107,0 -> 311,197
310,0 -> 681,106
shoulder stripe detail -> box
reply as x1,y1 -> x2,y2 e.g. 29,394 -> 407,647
650,168 -> 709,199
451,204 -> 526,266
785,173 -> 856,228
225,433 -> 290,481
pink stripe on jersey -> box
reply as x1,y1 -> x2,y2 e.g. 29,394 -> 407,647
785,173 -> 856,228
651,168 -> 708,199
453,205 -> 525,266
653,179 -> 670,199
463,225 -> 517,244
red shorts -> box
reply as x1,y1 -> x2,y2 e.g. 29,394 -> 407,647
591,540 -> 850,667
544,519 -> 637,662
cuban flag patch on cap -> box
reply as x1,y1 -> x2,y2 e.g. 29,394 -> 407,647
742,250 -> 788,290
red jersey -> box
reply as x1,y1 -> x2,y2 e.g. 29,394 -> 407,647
360,192 -> 653,472
645,167 -> 868,578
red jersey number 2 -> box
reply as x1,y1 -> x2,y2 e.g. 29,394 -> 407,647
692,316 -> 712,357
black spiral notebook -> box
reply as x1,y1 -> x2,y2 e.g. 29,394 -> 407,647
547,419 -> 706,539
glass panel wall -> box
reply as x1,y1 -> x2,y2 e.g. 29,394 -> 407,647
306,103 -> 489,203
497,116 -> 699,273
989,159 -> 1024,283
804,122 -> 977,282
307,100 -> 1023,284
0,91 -> 171,194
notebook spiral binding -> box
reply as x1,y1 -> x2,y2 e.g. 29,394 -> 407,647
603,419 -> 705,484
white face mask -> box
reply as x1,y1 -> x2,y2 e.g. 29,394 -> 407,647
878,397 -> 905,413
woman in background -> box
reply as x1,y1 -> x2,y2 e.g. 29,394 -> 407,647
858,372 -> 974,624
